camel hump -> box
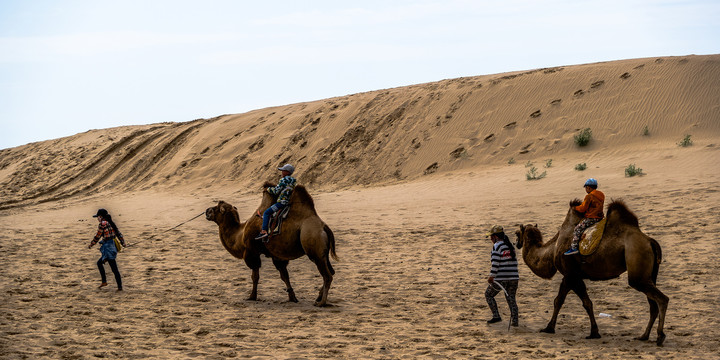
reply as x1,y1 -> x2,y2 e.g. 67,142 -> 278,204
606,199 -> 639,227
289,185 -> 318,213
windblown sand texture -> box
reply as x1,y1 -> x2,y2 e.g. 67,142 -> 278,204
1,55 -> 719,359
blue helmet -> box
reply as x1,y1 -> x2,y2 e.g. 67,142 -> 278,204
584,178 -> 598,187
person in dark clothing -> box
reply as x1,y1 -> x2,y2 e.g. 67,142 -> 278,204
88,208 -> 126,291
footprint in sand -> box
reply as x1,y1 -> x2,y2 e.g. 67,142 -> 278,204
574,89 -> 585,97
550,99 -> 562,105
590,80 -> 605,89
424,163 -> 438,175
450,147 -> 466,159
530,110 -> 542,118
620,72 -> 631,79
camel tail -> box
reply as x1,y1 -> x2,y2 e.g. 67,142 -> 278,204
325,224 -> 339,262
649,237 -> 662,284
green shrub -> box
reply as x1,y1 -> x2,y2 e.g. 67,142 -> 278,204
574,128 -> 592,147
525,160 -> 534,168
678,134 -> 692,147
625,164 -> 644,177
545,159 -> 553,168
526,166 -> 547,180
508,157 -> 515,164
574,163 -> 587,171
642,126 -> 649,136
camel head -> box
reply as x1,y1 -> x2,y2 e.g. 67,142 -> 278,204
515,224 -> 541,249
562,199 -> 585,228
205,200 -> 240,226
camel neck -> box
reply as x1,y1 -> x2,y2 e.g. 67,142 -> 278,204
218,221 -> 245,255
522,236 -> 558,279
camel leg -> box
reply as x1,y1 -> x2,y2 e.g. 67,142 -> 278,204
312,258 -> 333,307
248,268 -> 259,301
637,297 -> 658,341
272,258 -> 298,303
570,278 -> 600,339
627,241 -> 669,346
630,282 -> 668,346
542,277 -> 572,334
654,288 -> 668,346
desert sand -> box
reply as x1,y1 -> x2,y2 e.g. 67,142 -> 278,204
1,55 -> 720,359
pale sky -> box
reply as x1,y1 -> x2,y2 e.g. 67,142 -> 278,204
1,0 -> 718,149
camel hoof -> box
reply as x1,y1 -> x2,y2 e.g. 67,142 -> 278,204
586,333 -> 601,339
289,297 -> 299,303
246,295 -> 258,301
540,327 -> 555,334
313,301 -> 327,307
656,334 -> 666,346
635,335 -> 650,341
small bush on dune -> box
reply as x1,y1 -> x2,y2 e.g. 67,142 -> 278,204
508,158 -> 515,164
526,166 -> 547,180
545,159 -> 553,168
575,163 -> 587,171
678,134 -> 692,147
525,160 -> 534,168
642,126 -> 650,136
625,164 -> 644,177
574,128 -> 592,147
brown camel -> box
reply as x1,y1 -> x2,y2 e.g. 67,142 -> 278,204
205,182 -> 338,306
515,199 -> 668,345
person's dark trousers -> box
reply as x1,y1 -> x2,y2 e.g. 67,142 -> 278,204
97,258 -> 122,290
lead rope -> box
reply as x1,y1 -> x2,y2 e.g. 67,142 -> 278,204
124,211 -> 206,248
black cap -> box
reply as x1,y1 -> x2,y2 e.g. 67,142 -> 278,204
93,209 -> 109,218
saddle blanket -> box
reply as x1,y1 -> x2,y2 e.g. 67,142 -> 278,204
579,217 -> 607,256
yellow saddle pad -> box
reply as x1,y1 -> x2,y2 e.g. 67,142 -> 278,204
579,218 -> 607,255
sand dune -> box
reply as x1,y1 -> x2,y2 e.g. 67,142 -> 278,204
1,55 -> 720,358
2,55 -> 719,207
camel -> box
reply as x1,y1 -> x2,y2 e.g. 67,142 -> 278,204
205,182 -> 338,306
515,199 -> 668,346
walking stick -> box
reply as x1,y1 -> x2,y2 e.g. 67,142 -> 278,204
491,280 -> 512,331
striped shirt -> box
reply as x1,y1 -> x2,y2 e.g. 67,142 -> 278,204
489,241 -> 519,281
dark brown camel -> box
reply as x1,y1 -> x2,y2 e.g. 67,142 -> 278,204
205,182 -> 338,306
515,199 -> 668,345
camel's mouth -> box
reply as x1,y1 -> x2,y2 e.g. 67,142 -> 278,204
205,207 -> 214,220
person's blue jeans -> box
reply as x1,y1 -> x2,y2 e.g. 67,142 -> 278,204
262,203 -> 286,231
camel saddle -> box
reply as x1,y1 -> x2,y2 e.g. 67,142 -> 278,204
269,205 -> 291,237
579,218 -> 607,256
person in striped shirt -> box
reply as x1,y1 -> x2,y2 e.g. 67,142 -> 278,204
484,225 -> 520,326
88,208 -> 126,291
